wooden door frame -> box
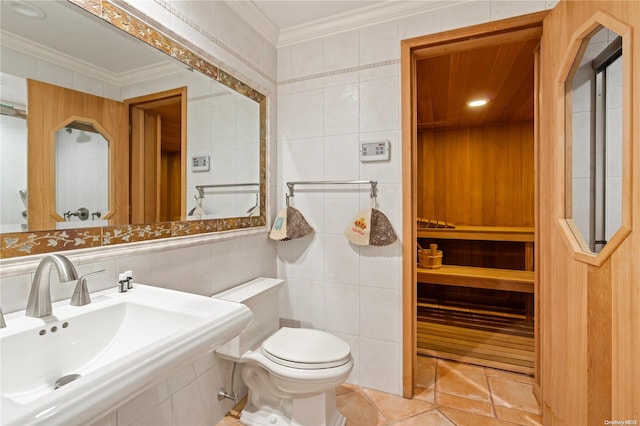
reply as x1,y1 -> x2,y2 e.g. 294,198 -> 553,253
400,11 -> 548,398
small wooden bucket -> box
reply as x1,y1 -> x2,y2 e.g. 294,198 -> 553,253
418,243 -> 443,269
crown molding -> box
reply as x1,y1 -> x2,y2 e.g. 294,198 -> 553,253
1,30 -> 184,88
279,1 -> 466,46
224,1 -> 280,47
225,1 -> 472,47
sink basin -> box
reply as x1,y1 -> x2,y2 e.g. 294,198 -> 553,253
0,284 -> 252,425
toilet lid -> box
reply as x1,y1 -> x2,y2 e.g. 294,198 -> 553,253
261,328 -> 351,370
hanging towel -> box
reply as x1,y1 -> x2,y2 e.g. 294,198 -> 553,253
344,208 -> 397,246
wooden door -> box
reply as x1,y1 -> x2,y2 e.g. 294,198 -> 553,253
27,80 -> 128,230
539,1 -> 639,423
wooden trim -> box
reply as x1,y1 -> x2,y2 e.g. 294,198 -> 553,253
401,11 -> 547,399
401,36 -> 417,399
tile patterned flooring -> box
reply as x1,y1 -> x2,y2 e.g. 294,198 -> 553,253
217,356 -> 542,426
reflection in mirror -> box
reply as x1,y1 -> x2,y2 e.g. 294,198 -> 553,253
0,0 -> 264,243
0,72 -> 27,233
567,26 -> 623,253
55,123 -> 108,229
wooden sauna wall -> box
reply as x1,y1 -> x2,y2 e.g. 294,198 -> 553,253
417,121 -> 534,228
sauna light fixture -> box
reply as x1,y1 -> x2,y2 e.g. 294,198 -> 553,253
467,99 -> 488,107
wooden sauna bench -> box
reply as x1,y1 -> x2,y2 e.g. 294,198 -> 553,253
416,225 -> 535,374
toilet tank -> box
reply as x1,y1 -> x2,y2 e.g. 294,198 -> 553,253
213,277 -> 284,360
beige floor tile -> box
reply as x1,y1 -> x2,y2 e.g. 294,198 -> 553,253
436,391 -> 495,418
484,367 -> 534,384
438,359 -> 486,378
488,377 -> 540,414
338,390 -> 386,426
215,416 -> 242,426
336,383 -> 360,396
414,386 -> 435,404
416,361 -> 437,389
361,387 -> 435,422
437,365 -> 492,403
494,406 -> 543,425
439,407 -> 513,426
391,409 -> 456,426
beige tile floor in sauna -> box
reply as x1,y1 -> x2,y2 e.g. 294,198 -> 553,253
217,356 -> 542,426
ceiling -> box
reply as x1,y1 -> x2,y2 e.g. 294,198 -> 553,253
252,1 -> 384,30
416,37 -> 538,129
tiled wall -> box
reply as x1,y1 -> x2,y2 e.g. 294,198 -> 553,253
275,0 -> 555,396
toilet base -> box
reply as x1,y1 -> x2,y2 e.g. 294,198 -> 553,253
239,364 -> 346,426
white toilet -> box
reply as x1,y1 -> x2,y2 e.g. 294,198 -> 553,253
213,277 -> 353,426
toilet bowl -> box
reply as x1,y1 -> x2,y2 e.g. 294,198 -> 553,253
214,278 -> 353,426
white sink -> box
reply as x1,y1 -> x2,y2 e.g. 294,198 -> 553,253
0,284 -> 252,425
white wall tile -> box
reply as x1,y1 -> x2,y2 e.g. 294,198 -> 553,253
282,137 -> 324,181
359,21 -> 400,65
324,191 -> 360,234
359,337 -> 400,395
359,287 -> 401,342
324,282 -> 359,335
291,89 -> 324,139
359,77 -> 400,133
291,38 -> 324,79
277,234 -> 325,281
399,10 -> 443,40
323,234 -> 360,284
359,244 -> 402,289
491,0 -> 546,21
323,134 -> 361,182
323,31 -> 359,73
278,278 -> 325,329
323,83 -> 359,136
442,1 -> 491,31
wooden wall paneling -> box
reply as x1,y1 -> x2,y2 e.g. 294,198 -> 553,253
417,122 -> 534,227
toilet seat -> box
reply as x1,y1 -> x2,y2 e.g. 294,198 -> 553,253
261,328 -> 351,370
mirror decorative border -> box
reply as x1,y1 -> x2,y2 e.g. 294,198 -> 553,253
558,11 -> 633,266
0,0 -> 267,259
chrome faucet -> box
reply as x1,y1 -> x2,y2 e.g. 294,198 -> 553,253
26,254 -> 78,318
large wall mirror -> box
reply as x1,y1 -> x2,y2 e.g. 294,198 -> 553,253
562,13 -> 632,264
0,0 -> 266,258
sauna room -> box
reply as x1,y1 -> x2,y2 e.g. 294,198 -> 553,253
414,34 -> 537,375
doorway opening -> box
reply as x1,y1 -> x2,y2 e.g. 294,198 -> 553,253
401,12 -> 547,399
126,87 -> 186,224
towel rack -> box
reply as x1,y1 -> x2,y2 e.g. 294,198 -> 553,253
285,180 -> 378,205
195,183 -> 260,199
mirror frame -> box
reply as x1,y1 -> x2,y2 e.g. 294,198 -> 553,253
558,11 -> 633,266
0,0 -> 267,259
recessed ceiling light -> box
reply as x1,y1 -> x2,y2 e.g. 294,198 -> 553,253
3,1 -> 46,19
467,99 -> 488,107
